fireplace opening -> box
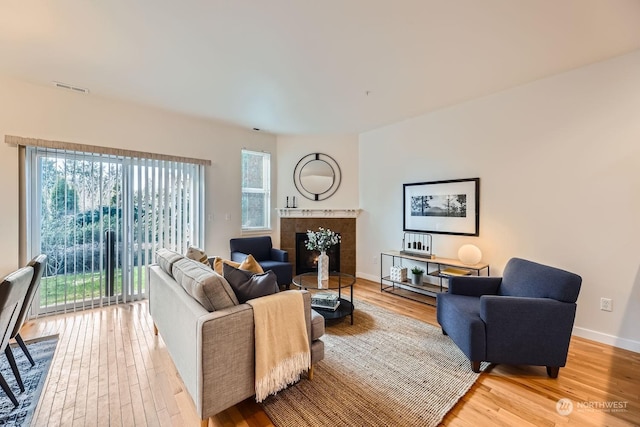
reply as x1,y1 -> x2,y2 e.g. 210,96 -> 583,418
295,232 -> 341,274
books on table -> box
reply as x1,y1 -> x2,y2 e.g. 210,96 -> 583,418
311,292 -> 341,311
439,267 -> 472,277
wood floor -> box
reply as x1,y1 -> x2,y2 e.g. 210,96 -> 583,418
20,279 -> 640,426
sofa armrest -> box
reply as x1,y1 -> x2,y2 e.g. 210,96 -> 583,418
230,251 -> 249,263
448,276 -> 501,296
197,290 -> 313,419
197,304 -> 255,418
270,248 -> 289,262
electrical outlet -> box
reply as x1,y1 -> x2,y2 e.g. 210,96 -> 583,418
372,256 -> 378,265
600,298 -> 613,312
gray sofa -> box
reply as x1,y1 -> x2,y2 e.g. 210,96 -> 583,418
148,249 -> 325,426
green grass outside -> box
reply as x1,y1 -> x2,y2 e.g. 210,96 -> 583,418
40,265 -> 147,307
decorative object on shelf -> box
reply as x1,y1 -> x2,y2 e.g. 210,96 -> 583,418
294,153 -> 342,201
389,266 -> 407,282
310,292 -> 340,311
317,252 -> 329,288
410,266 -> 425,285
400,232 -> 434,259
305,227 -> 341,286
458,244 -> 482,265
286,196 -> 290,208
440,267 -> 472,277
403,178 -> 480,236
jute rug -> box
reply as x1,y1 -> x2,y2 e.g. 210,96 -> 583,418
0,335 -> 58,427
261,300 -> 483,427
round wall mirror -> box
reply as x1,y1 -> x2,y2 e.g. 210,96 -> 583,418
294,153 -> 341,201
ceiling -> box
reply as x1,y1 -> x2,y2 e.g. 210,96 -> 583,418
1,1 -> 640,135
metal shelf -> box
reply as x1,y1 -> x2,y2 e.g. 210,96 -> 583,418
380,251 -> 490,306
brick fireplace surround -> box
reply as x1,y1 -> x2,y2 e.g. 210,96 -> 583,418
279,211 -> 358,276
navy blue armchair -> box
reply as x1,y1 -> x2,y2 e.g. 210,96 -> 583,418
230,236 -> 293,287
436,257 -> 581,378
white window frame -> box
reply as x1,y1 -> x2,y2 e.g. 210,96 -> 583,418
241,149 -> 271,232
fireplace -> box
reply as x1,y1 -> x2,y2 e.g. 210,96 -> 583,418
280,215 -> 356,276
295,232 -> 341,274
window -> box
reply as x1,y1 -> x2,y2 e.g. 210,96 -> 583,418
26,146 -> 205,314
241,149 -> 271,230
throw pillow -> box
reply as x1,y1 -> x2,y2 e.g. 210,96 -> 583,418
185,245 -> 209,265
172,257 -> 239,311
239,253 -> 264,274
156,248 -> 184,277
223,263 -> 279,304
212,254 -> 264,275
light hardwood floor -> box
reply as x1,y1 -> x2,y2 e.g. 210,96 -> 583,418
20,279 -> 640,426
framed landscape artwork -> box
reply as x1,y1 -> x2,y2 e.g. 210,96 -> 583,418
403,178 -> 480,236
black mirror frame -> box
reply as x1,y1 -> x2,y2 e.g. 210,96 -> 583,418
293,153 -> 342,201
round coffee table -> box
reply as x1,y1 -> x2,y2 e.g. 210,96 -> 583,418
292,272 -> 355,325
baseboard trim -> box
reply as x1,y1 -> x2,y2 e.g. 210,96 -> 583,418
356,272 -> 379,283
573,327 -> 640,353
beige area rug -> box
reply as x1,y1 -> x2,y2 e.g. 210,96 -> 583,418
261,299 -> 483,427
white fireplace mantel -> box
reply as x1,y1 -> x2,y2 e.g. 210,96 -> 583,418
277,208 -> 362,218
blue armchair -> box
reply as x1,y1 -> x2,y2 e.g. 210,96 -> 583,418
436,257 -> 581,378
230,236 -> 293,287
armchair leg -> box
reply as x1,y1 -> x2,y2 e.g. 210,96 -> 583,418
201,418 -> 209,427
546,366 -> 560,378
153,323 -> 158,336
441,328 -> 448,336
471,361 -> 481,373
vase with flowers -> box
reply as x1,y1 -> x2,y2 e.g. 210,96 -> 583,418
305,227 -> 341,287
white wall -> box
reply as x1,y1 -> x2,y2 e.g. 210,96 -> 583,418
0,75 -> 277,276
358,50 -> 640,352
275,134 -> 359,244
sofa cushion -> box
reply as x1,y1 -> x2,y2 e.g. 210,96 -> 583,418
310,309 -> 325,341
223,263 -> 279,304
172,257 -> 239,311
185,246 -> 210,265
213,254 -> 264,275
156,249 -> 184,277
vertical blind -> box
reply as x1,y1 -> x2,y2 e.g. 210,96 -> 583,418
26,146 -> 205,315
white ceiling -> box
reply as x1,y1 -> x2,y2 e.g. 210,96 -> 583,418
1,1 -> 640,135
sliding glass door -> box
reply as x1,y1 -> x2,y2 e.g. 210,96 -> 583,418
26,147 -> 204,315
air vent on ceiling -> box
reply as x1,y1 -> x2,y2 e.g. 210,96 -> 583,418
52,81 -> 90,94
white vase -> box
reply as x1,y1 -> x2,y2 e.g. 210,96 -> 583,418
317,251 -> 329,288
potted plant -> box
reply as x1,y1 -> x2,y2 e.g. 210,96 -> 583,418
411,266 -> 425,285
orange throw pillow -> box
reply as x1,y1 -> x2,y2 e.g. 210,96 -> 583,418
213,254 -> 264,275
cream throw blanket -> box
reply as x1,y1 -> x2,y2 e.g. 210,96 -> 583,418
247,290 -> 311,402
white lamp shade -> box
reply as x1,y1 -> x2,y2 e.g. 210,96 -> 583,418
458,244 -> 482,265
